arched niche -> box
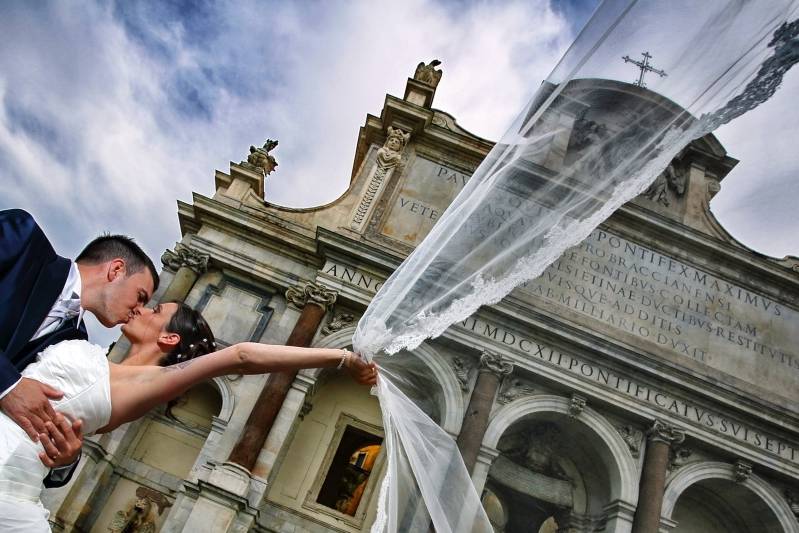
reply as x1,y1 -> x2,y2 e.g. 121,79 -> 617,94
662,462 -> 799,533
310,326 -> 464,434
482,395 -> 638,531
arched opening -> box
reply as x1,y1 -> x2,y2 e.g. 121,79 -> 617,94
487,413 -> 612,531
663,463 -> 798,533
483,396 -> 638,533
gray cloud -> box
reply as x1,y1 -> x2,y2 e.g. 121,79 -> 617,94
0,0 -> 796,346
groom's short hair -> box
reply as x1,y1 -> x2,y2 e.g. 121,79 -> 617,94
76,234 -> 160,290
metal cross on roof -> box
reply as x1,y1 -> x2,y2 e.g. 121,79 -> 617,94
622,51 -> 667,88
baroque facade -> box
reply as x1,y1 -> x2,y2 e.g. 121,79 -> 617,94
44,62 -> 799,533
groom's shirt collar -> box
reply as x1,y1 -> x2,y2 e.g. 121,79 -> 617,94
31,261 -> 85,341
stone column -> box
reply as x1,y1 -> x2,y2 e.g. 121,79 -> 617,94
227,281 -> 337,471
160,244 -> 211,302
632,420 -> 685,533
456,350 -> 513,474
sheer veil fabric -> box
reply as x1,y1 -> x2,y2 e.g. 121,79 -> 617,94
352,2 -> 799,531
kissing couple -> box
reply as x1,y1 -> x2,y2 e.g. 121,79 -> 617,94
0,208 -> 377,532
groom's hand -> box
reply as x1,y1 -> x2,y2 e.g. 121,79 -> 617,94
38,414 -> 83,468
0,377 -> 63,441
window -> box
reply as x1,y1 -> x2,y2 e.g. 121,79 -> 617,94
304,415 -> 385,524
316,425 -> 383,516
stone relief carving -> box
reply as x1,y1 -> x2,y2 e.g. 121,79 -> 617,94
616,425 -> 644,458
497,377 -> 535,404
298,400 -> 313,421
734,459 -> 753,483
498,422 -> 570,480
321,313 -> 355,336
479,350 -> 513,377
784,489 -> 799,519
160,244 -> 210,274
568,114 -> 608,154
451,357 -> 473,392
648,419 -> 686,445
352,127 -> 411,227
413,59 -> 443,88
108,486 -> 172,533
376,127 -> 411,168
242,139 -> 279,176
668,447 -> 693,471
285,281 -> 338,310
642,162 -> 687,206
568,394 -> 587,418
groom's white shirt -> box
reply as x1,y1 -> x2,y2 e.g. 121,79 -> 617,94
0,262 -> 85,400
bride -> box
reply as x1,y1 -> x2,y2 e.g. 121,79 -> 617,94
0,301 -> 377,532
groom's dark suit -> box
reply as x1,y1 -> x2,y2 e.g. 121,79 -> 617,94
0,208 -> 88,487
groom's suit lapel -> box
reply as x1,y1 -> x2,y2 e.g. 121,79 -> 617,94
5,255 -> 71,364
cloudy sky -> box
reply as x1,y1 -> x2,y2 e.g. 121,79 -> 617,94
1,0 -> 796,345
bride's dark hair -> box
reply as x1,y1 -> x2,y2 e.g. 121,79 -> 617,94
159,302 -> 216,366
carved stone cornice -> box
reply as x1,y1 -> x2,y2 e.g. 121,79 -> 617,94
479,350 -> 513,378
285,281 -> 338,310
647,420 -> 686,446
161,244 -> 210,274
734,459 -> 753,483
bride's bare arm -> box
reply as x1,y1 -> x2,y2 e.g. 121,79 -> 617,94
102,343 -> 376,432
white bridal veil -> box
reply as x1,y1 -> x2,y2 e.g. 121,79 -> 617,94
351,1 -> 799,531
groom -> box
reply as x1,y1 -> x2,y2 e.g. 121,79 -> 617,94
0,208 -> 159,487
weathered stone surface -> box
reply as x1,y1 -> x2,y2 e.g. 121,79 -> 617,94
516,227 -> 799,401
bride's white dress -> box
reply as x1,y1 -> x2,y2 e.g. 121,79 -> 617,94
0,340 -> 111,532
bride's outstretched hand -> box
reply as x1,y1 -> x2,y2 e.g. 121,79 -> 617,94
345,352 -> 378,386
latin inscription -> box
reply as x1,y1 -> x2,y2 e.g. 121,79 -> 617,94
457,315 -> 799,465
517,229 -> 799,396
381,158 -> 471,246
325,258 -> 799,462
322,262 -> 384,293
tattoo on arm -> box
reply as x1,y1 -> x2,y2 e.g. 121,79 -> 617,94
161,359 -> 197,372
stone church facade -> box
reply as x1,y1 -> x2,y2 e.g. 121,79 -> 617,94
43,62 -> 799,533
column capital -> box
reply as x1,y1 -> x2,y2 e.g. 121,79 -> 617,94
285,281 -> 338,310
161,244 -> 210,274
479,350 -> 513,377
647,419 -> 685,446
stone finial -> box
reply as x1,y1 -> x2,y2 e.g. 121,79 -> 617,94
321,313 -> 355,336
451,356 -> 473,392
161,244 -> 210,274
616,425 -> 644,458
734,459 -> 753,483
647,420 -> 685,445
414,59 -> 443,88
479,350 -> 513,377
243,139 -> 279,176
568,393 -> 587,418
285,281 -> 338,310
376,126 -> 411,168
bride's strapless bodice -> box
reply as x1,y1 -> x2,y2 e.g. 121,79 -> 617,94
0,340 -> 111,502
